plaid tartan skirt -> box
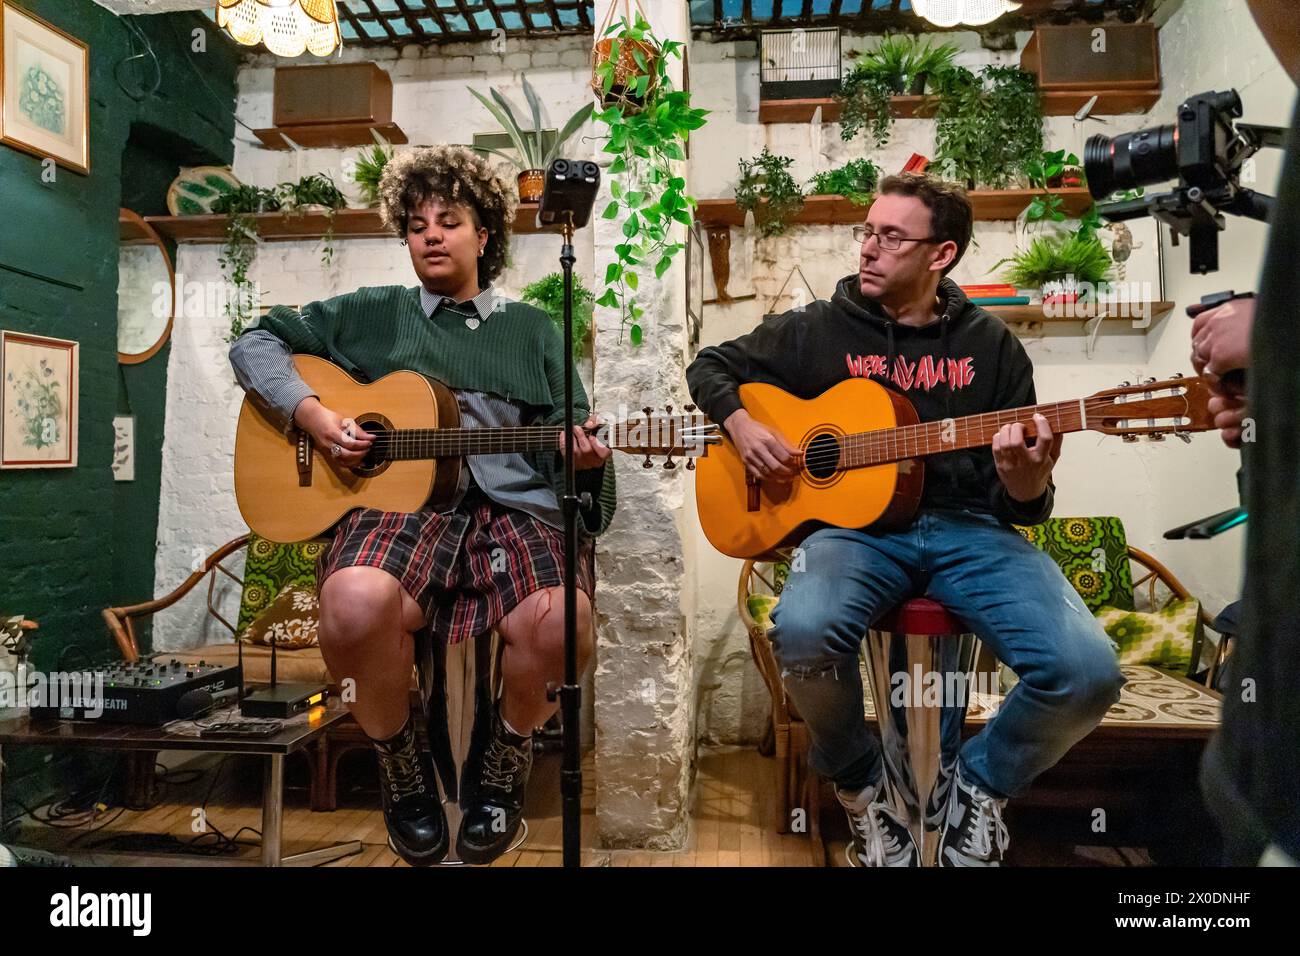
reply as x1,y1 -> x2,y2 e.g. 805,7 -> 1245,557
318,488 -> 596,644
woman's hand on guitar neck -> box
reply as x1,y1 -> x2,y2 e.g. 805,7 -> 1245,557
293,396 -> 374,467
724,408 -> 803,483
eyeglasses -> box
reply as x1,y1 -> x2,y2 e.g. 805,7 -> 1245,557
853,224 -> 937,251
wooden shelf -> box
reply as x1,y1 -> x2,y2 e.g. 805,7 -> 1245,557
758,88 -> 1160,124
252,122 -> 409,150
693,188 -> 1093,229
143,203 -> 559,243
986,301 -> 1175,323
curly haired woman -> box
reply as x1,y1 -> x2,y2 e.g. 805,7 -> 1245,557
230,146 -> 616,865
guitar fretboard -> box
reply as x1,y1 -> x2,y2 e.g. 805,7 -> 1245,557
367,426 -> 576,460
840,399 -> 1090,469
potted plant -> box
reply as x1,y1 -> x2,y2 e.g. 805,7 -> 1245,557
348,142 -> 393,207
211,184 -> 282,341
467,77 -> 594,203
932,65 -> 1043,191
807,158 -> 879,206
591,11 -> 707,345
521,272 -> 596,358
995,230 -> 1113,303
735,148 -> 805,238
906,36 -> 959,94
592,4 -> 660,114
276,173 -> 349,266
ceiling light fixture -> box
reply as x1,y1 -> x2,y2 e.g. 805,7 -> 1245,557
215,0 -> 342,58
911,0 -> 1022,28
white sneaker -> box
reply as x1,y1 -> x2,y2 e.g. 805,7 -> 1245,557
937,765 -> 1009,867
837,779 -> 920,868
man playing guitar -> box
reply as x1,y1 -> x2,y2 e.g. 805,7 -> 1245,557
686,173 -> 1124,866
230,146 -> 615,865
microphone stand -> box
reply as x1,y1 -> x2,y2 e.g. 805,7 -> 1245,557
553,213 -> 586,868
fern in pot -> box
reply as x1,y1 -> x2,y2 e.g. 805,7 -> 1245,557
348,142 -> 393,207
467,76 -> 594,203
996,231 -> 1113,303
735,148 -> 805,238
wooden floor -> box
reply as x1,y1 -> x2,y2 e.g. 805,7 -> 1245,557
8,745 -> 1151,867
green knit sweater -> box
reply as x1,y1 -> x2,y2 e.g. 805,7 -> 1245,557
247,285 -> 618,536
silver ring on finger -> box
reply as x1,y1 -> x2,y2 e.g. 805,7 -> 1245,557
331,443 -> 342,458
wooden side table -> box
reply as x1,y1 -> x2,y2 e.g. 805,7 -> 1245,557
0,700 -> 362,867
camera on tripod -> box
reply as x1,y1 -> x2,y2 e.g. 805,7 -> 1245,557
1083,89 -> 1284,274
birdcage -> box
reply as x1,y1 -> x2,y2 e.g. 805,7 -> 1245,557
759,27 -> 842,101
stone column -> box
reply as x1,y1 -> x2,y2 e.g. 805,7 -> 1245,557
589,0 -> 696,849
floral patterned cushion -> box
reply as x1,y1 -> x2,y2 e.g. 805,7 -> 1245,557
238,585 -> 319,649
237,535 -> 330,632
1095,599 -> 1200,671
1014,516 -> 1135,612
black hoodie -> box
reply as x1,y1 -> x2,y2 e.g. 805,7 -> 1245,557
686,274 -> 1054,526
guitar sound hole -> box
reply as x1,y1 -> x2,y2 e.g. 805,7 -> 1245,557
352,417 -> 390,476
804,432 -> 841,481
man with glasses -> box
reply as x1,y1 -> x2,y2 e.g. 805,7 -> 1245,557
686,173 -> 1123,866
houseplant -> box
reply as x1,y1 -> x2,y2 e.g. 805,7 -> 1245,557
735,148 -> 804,238
807,158 -> 879,205
468,77 -> 594,202
932,65 -> 1043,190
1022,149 -> 1084,224
521,272 -> 596,358
348,142 -> 393,207
276,172 -> 348,266
592,10 -> 707,345
592,2 -> 660,113
996,230 -> 1113,302
835,35 -> 958,145
210,184 -> 281,341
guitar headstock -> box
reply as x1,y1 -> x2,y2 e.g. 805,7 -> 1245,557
602,403 -> 721,470
1086,374 -> 1216,441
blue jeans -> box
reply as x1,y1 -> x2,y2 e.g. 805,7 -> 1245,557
767,509 -> 1125,799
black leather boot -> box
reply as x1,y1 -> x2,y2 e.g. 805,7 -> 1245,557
373,717 -> 448,866
456,704 -> 533,865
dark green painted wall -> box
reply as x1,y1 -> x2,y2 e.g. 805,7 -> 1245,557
0,1 -> 239,801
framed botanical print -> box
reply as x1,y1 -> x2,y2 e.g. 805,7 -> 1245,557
2,331 -> 78,468
0,2 -> 89,175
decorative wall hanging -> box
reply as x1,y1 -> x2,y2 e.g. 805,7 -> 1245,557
112,414 -> 134,482
0,2 -> 89,174
1,331 -> 78,469
117,209 -> 175,364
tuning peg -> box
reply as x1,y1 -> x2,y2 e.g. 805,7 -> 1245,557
685,403 -> 696,413
1175,431 -> 1192,443
1143,376 -> 1157,385
1119,380 -> 1131,388
686,458 -> 695,470
642,406 -> 653,419
1147,433 -> 1166,442
1122,433 -> 1139,443
666,403 -> 673,416
642,454 -> 653,468
1169,372 -> 1184,379
663,457 -> 676,470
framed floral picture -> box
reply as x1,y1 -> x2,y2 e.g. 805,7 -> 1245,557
1,331 -> 78,469
0,2 -> 89,175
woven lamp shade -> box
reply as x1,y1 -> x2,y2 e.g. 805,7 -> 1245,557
216,0 -> 341,58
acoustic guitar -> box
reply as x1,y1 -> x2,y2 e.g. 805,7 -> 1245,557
694,374 -> 1217,560
235,355 -> 719,543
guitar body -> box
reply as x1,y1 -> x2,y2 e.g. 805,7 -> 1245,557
234,354 -> 462,543
694,378 -> 924,559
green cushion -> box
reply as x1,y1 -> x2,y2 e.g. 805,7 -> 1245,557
237,535 -> 330,632
1014,516 -> 1135,612
747,593 -> 780,630
1095,599 -> 1200,671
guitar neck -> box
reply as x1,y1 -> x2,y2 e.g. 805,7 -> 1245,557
369,426 -> 572,460
842,398 -> 1091,468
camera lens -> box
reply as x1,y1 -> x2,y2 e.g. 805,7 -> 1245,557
1084,125 -> 1179,197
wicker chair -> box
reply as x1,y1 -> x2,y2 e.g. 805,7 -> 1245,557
101,535 -> 496,814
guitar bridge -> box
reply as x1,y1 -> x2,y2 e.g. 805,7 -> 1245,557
295,430 -> 313,487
